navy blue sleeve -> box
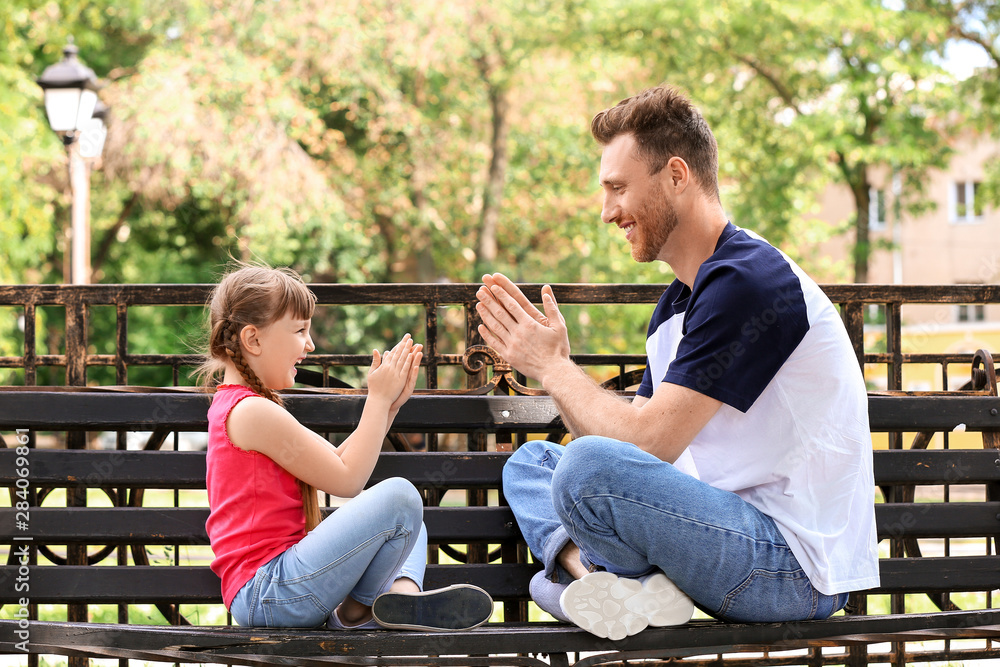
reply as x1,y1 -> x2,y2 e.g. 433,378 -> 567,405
636,283 -> 686,400
637,366 -> 654,398
663,257 -> 809,412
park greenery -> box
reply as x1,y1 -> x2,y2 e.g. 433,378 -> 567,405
2,0 -> 999,385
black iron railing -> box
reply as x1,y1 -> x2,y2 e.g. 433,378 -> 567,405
2,283 -> 999,390
2,283 -> 1000,667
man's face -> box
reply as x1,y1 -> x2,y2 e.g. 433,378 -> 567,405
599,134 -> 678,263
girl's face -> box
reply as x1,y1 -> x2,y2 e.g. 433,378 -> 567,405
253,311 -> 315,390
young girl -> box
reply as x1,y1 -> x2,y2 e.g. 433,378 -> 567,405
201,265 -> 494,630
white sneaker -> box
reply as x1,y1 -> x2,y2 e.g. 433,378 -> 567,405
558,571 -> 693,640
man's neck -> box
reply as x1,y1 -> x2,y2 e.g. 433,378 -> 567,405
660,201 -> 729,288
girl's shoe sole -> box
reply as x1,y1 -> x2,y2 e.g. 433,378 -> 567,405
372,584 -> 494,632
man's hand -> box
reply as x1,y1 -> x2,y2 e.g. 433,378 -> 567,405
475,273 -> 572,384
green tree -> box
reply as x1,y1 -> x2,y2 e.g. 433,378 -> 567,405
573,0 -> 960,282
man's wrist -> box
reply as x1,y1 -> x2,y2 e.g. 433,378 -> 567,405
538,356 -> 579,393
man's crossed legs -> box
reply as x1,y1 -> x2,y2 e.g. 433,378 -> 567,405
503,438 -> 847,639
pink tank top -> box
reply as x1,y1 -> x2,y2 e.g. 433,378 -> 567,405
205,384 -> 306,607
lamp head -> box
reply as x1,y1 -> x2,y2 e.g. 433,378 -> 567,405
37,41 -> 102,137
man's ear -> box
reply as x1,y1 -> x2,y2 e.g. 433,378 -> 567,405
662,156 -> 690,192
240,324 -> 262,357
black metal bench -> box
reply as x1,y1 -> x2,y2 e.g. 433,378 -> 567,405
4,378 -> 1000,666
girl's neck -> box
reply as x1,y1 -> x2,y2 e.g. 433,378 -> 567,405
221,365 -> 252,389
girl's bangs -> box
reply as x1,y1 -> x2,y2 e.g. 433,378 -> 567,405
278,276 -> 316,320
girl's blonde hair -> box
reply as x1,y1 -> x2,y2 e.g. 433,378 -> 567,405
200,264 -> 321,531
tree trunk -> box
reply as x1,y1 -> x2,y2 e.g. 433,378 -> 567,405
850,172 -> 872,284
477,83 -> 511,277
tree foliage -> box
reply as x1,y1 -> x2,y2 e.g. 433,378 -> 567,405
1,0 -> 997,384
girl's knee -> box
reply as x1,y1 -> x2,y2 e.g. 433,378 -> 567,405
370,477 -> 422,527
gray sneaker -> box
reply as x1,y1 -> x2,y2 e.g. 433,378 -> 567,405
528,569 -> 570,622
372,584 -> 494,632
326,606 -> 380,630
558,571 -> 693,640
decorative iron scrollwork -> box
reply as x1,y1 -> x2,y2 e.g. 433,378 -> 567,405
461,345 -> 546,396
972,349 -> 998,396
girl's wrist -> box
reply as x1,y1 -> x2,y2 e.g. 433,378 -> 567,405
364,392 -> 394,412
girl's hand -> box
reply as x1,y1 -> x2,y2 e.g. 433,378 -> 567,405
388,341 -> 423,417
368,334 -> 423,407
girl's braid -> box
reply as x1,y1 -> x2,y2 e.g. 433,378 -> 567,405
221,319 -> 319,531
222,320 -> 282,406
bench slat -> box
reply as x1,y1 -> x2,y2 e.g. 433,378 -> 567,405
2,556 -> 998,606
874,555 -> 1000,593
867,395 -> 1000,431
6,448 -> 1000,488
0,506 -> 519,543
875,502 -> 1000,538
2,392 -> 1000,431
0,564 -> 535,604
873,449 -> 1000,484
6,610 -> 1000,665
6,503 -> 999,544
0,394 -> 565,432
0,450 -> 507,488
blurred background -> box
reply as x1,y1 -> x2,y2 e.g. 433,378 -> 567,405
2,0 -> 999,387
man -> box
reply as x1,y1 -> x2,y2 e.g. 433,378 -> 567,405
475,86 -> 879,641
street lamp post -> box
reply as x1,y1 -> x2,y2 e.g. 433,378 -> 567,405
34,44 -> 110,651
36,41 -> 106,285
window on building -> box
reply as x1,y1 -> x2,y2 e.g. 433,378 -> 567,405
956,304 -> 986,322
869,188 -> 887,231
952,181 -> 984,223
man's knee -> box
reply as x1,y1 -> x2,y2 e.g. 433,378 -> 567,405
502,440 -> 560,487
505,439 -> 557,468
551,436 -> 624,508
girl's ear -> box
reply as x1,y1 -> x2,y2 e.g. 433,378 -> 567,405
240,324 -> 262,356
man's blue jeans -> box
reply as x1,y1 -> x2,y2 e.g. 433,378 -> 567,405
229,477 -> 427,628
502,438 -> 848,622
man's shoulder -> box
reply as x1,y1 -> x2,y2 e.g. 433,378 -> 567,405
645,280 -> 688,333
695,226 -> 819,313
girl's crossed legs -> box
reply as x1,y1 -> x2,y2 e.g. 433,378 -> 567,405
230,477 -> 426,628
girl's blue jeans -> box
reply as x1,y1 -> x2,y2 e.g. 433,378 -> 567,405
502,438 -> 848,622
229,477 -> 428,628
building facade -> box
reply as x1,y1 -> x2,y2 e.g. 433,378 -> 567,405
811,133 -> 1000,393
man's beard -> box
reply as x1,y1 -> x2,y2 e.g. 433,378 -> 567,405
631,193 -> 679,263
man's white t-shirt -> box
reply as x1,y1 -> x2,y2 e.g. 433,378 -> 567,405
637,222 -> 880,595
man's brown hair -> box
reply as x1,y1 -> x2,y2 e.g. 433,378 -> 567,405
591,86 -> 720,201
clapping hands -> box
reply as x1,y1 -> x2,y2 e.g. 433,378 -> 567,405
368,333 -> 423,415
